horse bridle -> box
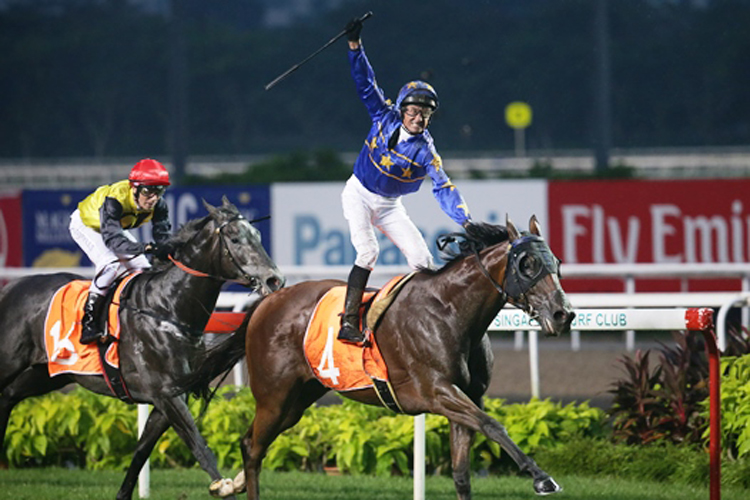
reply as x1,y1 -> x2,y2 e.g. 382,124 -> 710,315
468,234 -> 560,317
169,213 -> 269,289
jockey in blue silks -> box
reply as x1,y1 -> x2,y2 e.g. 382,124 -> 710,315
338,17 -> 472,344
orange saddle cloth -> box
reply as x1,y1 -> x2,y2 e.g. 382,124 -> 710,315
304,277 -> 403,393
43,275 -> 136,377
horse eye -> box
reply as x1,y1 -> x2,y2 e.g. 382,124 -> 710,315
519,255 -> 541,278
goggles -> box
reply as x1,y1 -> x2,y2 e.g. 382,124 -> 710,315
140,185 -> 166,198
402,105 -> 435,119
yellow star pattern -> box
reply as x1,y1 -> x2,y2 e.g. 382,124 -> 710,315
430,155 -> 443,171
401,166 -> 413,179
379,154 -> 394,171
407,82 -> 418,89
457,203 -> 470,217
368,137 -> 378,150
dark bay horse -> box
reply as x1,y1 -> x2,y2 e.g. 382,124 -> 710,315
0,197 -> 284,500
234,216 -> 575,499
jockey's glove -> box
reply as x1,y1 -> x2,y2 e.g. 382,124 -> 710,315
345,18 -> 363,42
145,242 -> 175,262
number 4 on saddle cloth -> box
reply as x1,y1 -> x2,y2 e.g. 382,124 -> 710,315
303,273 -> 415,413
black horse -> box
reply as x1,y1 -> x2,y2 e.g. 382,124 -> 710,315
0,197 -> 284,500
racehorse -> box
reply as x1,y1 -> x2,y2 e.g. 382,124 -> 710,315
234,216 -> 575,499
0,197 -> 284,500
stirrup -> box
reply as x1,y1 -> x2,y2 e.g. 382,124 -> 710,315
338,321 -> 365,344
80,326 -> 106,345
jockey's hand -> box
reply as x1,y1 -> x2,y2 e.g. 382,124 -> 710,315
146,242 -> 174,261
345,17 -> 363,42
462,220 -> 472,230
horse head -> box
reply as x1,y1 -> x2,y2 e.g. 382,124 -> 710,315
171,196 -> 285,295
504,215 -> 575,337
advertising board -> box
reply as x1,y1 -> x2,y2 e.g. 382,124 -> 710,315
0,191 -> 23,267
271,179 -> 547,268
547,178 -> 750,291
22,186 -> 271,267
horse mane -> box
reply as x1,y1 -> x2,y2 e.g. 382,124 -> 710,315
147,206 -> 234,272
421,221 -> 509,276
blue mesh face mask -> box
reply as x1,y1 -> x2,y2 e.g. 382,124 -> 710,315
504,235 -> 560,300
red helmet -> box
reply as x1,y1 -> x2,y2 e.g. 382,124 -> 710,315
128,158 -> 171,186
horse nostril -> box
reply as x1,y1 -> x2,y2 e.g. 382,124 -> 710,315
267,276 -> 284,291
554,310 -> 575,325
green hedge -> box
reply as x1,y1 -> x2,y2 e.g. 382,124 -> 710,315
4,386 -> 750,489
3,388 -> 604,474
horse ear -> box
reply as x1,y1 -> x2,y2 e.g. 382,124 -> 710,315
529,215 -> 543,237
221,195 -> 232,209
506,214 -> 520,242
203,199 -> 218,216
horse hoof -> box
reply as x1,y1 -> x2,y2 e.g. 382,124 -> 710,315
233,470 -> 247,494
209,478 -> 236,498
534,476 -> 562,496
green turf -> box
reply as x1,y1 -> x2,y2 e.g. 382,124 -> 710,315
0,468 -> 745,500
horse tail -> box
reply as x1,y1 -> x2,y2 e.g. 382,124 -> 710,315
180,295 -> 266,399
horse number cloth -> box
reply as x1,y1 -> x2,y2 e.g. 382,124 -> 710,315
305,286 -> 409,388
44,275 -> 136,377
304,276 -> 411,414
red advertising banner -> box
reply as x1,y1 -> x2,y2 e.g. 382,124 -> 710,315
548,179 -> 750,292
0,192 -> 23,267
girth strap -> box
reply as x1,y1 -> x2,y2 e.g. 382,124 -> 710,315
371,378 -> 404,414
96,337 -> 134,404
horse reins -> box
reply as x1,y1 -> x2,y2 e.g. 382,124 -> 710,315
168,214 -> 269,288
119,213 -> 268,336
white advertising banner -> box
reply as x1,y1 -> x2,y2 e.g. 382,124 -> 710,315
271,179 -> 548,267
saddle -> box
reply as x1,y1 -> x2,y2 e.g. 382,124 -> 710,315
303,273 -> 416,413
362,272 -> 416,340
44,274 -> 139,402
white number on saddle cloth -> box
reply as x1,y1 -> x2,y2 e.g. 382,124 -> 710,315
49,319 -> 79,365
317,326 -> 340,385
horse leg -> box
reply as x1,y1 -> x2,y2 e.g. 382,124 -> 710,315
239,381 -> 328,500
0,366 -> 67,463
152,395 -> 236,499
115,408 -> 170,500
449,336 -> 492,500
430,384 -> 561,496
450,422 -> 475,500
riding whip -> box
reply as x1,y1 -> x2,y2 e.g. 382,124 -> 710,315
264,11 -> 373,91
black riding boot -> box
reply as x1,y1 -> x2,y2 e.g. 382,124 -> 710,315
80,292 -> 106,345
337,265 -> 371,344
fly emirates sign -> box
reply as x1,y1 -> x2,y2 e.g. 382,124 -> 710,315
548,179 -> 750,264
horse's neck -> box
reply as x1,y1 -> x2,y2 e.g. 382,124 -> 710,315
431,245 -> 509,337
141,267 -> 225,325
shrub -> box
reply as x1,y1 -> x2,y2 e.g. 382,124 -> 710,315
701,354 -> 750,460
608,327 -> 750,447
3,389 -> 605,476
4,390 -> 137,470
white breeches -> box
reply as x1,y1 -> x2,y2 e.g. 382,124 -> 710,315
341,175 -> 434,271
69,209 -> 150,295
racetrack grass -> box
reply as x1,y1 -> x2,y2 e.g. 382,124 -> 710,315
0,468 -> 745,500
